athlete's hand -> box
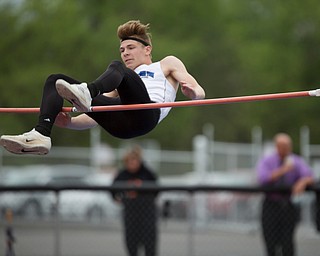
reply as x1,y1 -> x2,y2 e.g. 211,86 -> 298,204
54,112 -> 72,128
180,81 -> 204,100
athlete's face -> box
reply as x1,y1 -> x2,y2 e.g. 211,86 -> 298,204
120,40 -> 152,70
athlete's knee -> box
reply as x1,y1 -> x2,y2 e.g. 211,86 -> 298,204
45,74 -> 79,88
41,74 -> 66,95
45,74 -> 65,85
109,60 -> 123,68
108,60 -> 126,73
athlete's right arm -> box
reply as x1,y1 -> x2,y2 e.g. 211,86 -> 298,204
54,112 -> 98,130
161,56 -> 205,100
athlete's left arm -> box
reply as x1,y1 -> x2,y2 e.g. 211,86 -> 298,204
161,56 -> 205,100
55,112 -> 98,130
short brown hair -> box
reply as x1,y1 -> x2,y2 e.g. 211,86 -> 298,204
117,20 -> 152,46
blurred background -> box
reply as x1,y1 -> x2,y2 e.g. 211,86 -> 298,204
1,0 -> 320,255
0,128 -> 319,256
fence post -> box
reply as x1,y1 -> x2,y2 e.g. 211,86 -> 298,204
300,126 -> 310,164
252,126 -> 263,166
193,135 -> 209,226
53,191 -> 61,256
193,135 -> 209,180
203,124 -> 214,171
187,192 -> 196,256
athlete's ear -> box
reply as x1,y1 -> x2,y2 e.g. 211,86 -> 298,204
145,45 -> 152,56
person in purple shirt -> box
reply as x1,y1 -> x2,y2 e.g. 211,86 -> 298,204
256,133 -> 314,256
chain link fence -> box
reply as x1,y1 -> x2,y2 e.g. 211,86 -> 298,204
0,185 -> 319,256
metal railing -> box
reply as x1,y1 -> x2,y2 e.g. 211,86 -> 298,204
1,184 -> 319,256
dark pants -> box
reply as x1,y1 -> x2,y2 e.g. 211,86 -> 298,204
123,198 -> 157,256
37,61 -> 160,138
261,198 -> 298,256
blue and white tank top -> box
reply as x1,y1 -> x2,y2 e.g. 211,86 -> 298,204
135,62 -> 177,123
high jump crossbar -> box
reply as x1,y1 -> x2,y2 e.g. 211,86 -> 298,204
1,89 -> 319,113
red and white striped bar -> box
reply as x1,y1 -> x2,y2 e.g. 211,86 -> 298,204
0,89 -> 319,113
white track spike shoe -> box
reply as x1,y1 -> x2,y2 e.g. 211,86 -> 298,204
55,79 -> 92,112
0,129 -> 51,155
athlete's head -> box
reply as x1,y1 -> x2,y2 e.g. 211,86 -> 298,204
118,20 -> 152,69
118,20 -> 152,46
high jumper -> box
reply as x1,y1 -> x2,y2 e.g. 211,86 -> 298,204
0,20 -> 205,155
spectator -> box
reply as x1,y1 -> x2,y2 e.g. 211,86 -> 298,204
112,145 -> 158,256
256,133 -> 314,256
